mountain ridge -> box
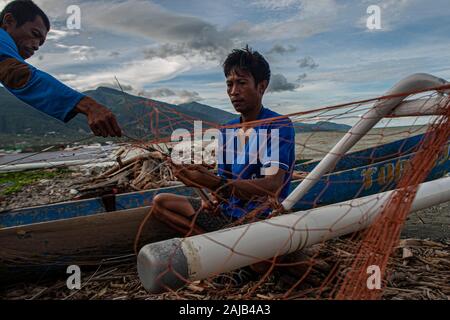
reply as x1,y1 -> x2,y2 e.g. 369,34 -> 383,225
0,86 -> 351,142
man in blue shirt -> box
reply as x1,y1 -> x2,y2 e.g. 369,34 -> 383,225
153,46 -> 295,235
0,0 -> 121,137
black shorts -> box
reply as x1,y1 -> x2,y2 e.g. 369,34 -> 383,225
187,197 -> 237,232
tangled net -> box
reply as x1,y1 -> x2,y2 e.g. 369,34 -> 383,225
1,79 -> 449,300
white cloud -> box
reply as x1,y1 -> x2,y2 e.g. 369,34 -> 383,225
55,44 -> 96,61
239,0 -> 341,41
33,0 -> 233,63
268,74 -> 298,92
298,56 -> 319,69
310,39 -> 450,84
57,56 -> 192,92
267,44 -> 297,55
35,0 -> 340,60
46,29 -> 80,41
250,0 -> 302,10
0,0 -> 9,11
34,0 -> 72,19
141,88 -> 203,104
81,0 -> 235,62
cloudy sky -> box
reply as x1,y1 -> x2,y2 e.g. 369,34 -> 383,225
2,0 -> 450,115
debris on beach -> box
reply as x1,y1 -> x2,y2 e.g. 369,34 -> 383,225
76,145 -> 181,198
1,238 -> 448,300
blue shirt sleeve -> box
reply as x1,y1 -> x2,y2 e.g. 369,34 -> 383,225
0,29 -> 85,122
4,61 -> 85,122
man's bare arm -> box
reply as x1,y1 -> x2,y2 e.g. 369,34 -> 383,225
226,169 -> 286,200
171,163 -> 288,201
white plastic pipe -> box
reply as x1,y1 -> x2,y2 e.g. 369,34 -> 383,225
391,96 -> 448,117
138,176 -> 450,293
282,74 -> 448,210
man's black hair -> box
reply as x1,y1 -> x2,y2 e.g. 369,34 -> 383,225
0,0 -> 50,31
223,45 -> 271,86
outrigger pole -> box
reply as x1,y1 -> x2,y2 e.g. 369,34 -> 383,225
282,73 -> 448,211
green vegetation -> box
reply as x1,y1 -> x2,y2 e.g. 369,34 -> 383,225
0,169 -> 71,196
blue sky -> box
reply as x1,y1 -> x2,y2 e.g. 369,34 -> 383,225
2,0 -> 449,115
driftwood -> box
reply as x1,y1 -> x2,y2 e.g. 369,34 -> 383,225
96,151 -> 166,179
77,149 -> 178,196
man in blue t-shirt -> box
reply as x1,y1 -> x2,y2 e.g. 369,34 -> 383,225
0,0 -> 121,137
153,46 -> 295,235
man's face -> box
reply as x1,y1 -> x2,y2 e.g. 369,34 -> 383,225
226,69 -> 267,114
2,14 -> 48,60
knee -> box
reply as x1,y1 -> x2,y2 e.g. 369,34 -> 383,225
152,194 -> 167,221
153,193 -> 170,209
153,193 -> 165,208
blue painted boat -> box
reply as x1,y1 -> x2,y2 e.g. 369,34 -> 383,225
0,133 -> 449,281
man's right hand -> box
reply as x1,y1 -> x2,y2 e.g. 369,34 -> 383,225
75,97 -> 122,137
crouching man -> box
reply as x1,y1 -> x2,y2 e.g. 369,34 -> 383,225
153,46 -> 295,237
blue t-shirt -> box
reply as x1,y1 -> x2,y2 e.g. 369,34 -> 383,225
0,28 -> 84,122
217,106 -> 295,218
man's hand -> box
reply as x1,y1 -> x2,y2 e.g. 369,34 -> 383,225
170,162 -> 220,189
292,171 -> 309,180
201,196 -> 220,214
75,97 -> 122,137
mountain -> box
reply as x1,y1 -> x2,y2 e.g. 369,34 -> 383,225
177,102 -> 236,124
0,87 -> 87,135
0,86 -> 351,148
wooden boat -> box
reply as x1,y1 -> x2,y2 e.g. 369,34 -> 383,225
1,133 -> 449,282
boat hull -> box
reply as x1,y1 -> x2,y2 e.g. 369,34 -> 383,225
1,134 -> 449,282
